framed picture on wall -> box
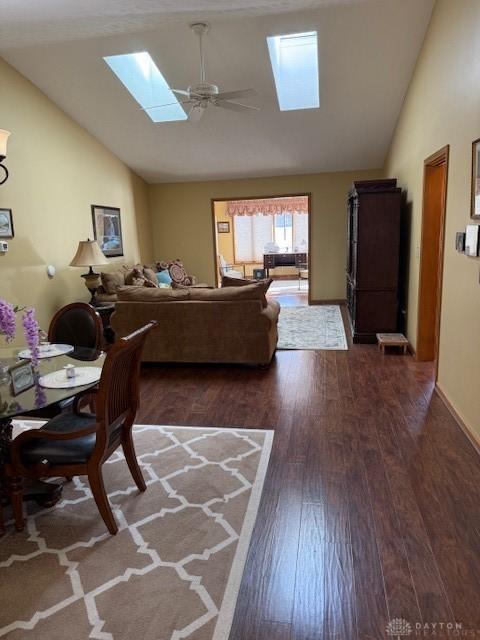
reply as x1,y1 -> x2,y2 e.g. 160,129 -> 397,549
471,138 -> 480,219
465,224 -> 480,256
91,205 -> 123,257
0,208 -> 14,238
217,221 -> 230,233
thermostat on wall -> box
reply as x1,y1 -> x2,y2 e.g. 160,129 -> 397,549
0,241 -> 8,252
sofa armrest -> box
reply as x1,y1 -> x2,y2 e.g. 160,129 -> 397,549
262,300 -> 280,326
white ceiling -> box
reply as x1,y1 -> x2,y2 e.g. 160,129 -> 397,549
0,0 -> 434,183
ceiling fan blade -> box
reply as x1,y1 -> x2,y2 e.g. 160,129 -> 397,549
140,100 -> 193,111
215,89 -> 257,101
172,88 -> 203,99
188,105 -> 205,122
215,100 -> 260,112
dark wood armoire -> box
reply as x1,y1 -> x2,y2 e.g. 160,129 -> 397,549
346,179 -> 402,343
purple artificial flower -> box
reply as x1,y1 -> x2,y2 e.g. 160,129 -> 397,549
34,377 -> 47,408
0,299 -> 17,342
22,307 -> 40,367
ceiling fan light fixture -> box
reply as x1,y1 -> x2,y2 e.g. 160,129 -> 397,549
140,22 -> 259,120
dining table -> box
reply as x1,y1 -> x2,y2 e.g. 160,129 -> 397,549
0,345 -> 105,531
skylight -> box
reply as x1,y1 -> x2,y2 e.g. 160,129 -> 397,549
266,31 -> 319,111
103,51 -> 187,123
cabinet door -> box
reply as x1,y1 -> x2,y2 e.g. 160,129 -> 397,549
355,290 -> 398,334
356,192 -> 401,289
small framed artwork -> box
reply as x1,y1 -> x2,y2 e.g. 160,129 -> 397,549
465,224 -> 480,256
455,231 -> 466,253
472,138 -> 480,219
0,208 -> 14,238
217,221 -> 230,234
91,205 -> 123,257
10,361 -> 35,396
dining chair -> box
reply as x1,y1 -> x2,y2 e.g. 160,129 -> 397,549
48,302 -> 103,351
27,303 -> 104,420
7,321 -> 157,535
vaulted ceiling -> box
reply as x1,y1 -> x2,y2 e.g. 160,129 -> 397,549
0,0 -> 434,183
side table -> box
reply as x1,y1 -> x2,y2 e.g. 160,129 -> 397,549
93,303 -> 115,346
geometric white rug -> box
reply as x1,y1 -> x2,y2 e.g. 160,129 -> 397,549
0,423 -> 274,640
277,305 -> 348,350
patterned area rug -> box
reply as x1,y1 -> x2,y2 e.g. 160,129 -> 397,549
0,422 -> 273,640
277,305 -> 348,350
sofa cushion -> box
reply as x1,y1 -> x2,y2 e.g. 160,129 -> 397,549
117,286 -> 190,302
189,282 -> 269,307
221,275 -> 251,287
101,270 -> 126,294
222,275 -> 273,294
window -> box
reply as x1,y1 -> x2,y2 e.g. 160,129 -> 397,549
266,31 -> 319,111
103,51 -> 187,123
233,213 -> 308,262
274,213 -> 293,252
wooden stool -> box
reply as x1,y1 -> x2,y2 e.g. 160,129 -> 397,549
376,333 -> 409,355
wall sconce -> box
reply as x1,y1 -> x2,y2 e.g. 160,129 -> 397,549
0,130 -> 11,185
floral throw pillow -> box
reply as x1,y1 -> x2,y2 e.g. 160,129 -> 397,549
168,260 -> 193,286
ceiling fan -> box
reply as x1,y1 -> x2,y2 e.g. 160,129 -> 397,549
144,22 -> 259,121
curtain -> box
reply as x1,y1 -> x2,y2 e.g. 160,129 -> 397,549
233,212 -> 308,262
227,195 -> 308,217
293,212 -> 309,250
234,215 -> 273,262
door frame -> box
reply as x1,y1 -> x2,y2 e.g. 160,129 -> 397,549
416,145 -> 449,375
211,193 -> 312,304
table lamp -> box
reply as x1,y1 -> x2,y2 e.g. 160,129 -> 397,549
70,239 -> 108,304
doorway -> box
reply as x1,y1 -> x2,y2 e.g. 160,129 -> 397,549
416,146 -> 449,367
211,194 -> 311,305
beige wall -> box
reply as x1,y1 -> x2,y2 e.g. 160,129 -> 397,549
385,0 -> 480,438
0,57 -> 152,333
149,169 -> 382,301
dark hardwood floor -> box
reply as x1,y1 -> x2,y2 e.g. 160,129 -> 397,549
136,303 -> 480,639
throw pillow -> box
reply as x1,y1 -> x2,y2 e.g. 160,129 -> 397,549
168,260 -> 193,286
156,270 -> 172,285
125,267 -> 156,288
100,270 -> 126,294
143,267 -> 159,287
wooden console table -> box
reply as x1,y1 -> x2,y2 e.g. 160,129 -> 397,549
263,252 -> 307,277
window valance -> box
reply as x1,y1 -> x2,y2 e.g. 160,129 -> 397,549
226,196 -> 308,217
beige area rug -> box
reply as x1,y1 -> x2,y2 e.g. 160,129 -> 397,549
0,422 -> 273,640
277,305 -> 348,350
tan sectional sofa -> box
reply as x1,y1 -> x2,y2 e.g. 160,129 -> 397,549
95,261 -> 202,304
110,283 -> 280,365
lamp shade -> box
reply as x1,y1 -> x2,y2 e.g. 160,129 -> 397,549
0,130 -> 11,157
70,239 -> 108,267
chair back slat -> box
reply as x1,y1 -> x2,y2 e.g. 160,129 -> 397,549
93,322 -> 157,452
